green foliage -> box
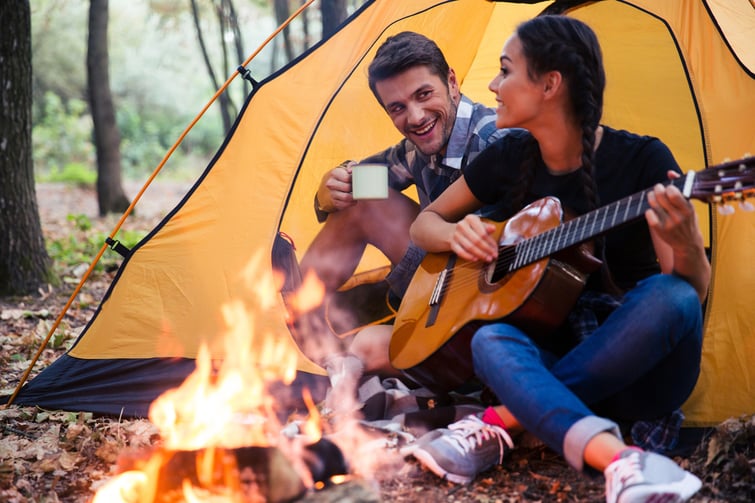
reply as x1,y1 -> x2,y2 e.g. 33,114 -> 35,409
117,106 -> 175,177
116,103 -> 219,178
32,92 -> 95,180
68,214 -> 93,232
31,0 -> 224,184
50,327 -> 72,350
46,214 -> 145,274
31,0 -> 89,105
44,164 -> 97,187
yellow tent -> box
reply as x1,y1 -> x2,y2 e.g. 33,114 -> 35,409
9,0 -> 754,426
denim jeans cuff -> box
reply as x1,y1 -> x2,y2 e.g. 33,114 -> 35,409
563,416 -> 621,472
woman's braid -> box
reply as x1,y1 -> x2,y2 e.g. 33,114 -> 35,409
510,137 -> 540,212
517,15 -> 621,293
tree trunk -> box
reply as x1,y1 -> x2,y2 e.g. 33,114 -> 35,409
300,0 -> 310,50
213,0 -> 238,130
190,0 -> 234,133
87,0 -> 130,216
0,0 -> 53,296
274,0 -> 294,62
320,0 -> 348,38
225,0 -> 251,97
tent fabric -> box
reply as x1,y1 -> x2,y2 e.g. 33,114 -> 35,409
9,356 -> 329,418
9,0 -> 755,425
8,357 -> 197,418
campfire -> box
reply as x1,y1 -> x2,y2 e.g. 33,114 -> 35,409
92,251 -> 383,502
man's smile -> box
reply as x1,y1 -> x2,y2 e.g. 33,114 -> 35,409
412,118 -> 437,137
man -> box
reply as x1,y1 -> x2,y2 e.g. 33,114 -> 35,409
293,32 -> 510,373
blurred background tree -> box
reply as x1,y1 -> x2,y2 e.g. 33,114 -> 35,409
89,0 -> 131,215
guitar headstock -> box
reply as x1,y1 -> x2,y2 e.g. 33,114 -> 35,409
685,155 -> 755,214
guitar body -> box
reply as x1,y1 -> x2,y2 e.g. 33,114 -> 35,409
390,197 -> 602,393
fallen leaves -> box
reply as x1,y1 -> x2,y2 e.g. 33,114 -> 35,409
0,405 -> 161,501
690,415 -> 755,501
1,309 -> 51,321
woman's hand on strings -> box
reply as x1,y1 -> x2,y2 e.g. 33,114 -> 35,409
450,214 -> 498,262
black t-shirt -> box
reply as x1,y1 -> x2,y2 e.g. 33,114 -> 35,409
462,127 -> 682,290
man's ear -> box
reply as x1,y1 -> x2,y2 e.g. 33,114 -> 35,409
542,70 -> 563,99
448,68 -> 461,103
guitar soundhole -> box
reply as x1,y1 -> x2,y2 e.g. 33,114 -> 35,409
486,247 -> 515,284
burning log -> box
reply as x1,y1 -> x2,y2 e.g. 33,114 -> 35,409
106,437 -> 350,502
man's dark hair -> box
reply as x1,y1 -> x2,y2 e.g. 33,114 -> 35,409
367,31 -> 451,106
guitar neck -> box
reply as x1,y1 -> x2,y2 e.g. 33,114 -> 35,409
508,177 -> 685,271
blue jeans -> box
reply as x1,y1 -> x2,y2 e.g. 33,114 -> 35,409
471,274 -> 703,472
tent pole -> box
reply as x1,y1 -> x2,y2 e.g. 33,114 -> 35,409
3,0 -> 317,409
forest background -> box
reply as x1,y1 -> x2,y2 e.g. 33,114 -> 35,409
30,0 -> 364,192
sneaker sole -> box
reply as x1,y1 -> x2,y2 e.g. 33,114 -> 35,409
412,446 -> 474,485
399,429 -> 445,458
620,472 -> 702,503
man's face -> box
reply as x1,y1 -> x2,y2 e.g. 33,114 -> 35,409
374,65 -> 460,157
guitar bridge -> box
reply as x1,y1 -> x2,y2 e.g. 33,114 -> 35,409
426,255 -> 457,327
429,269 -> 447,306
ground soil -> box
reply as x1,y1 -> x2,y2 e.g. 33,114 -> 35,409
0,182 -> 753,502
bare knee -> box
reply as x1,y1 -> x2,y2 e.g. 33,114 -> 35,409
348,324 -> 399,376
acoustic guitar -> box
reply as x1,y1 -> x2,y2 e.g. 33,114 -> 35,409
390,156 -> 755,393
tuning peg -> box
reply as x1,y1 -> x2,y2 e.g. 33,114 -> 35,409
717,204 -> 736,215
729,187 -> 755,212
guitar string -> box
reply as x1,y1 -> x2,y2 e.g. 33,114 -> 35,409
428,244 -> 535,298
429,193 -> 653,296
416,162 -> 755,303
436,212 -> 617,295
428,209 -> 621,297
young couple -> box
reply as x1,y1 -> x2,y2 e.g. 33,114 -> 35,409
299,16 -> 708,503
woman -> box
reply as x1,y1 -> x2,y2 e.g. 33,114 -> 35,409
408,15 -> 709,503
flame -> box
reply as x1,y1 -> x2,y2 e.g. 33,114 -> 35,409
92,247 -> 401,501
147,250 -> 308,451
93,453 -> 164,502
283,270 -> 325,316
94,249 -> 323,501
93,471 -> 148,502
299,388 -> 322,443
330,474 -> 350,485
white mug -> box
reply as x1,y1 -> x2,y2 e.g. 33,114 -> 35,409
351,163 -> 389,200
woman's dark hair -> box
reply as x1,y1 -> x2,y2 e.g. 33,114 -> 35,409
511,15 -> 618,292
511,15 -> 605,212
367,31 -> 451,107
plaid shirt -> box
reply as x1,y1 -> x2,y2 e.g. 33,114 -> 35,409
631,408 -> 685,454
568,290 -> 624,341
315,95 -> 509,222
360,95 -> 508,212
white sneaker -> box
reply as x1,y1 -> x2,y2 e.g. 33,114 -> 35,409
411,414 -> 514,484
605,449 -> 702,503
399,428 -> 446,457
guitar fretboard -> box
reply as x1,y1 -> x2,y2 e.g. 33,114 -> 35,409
507,178 -> 684,272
